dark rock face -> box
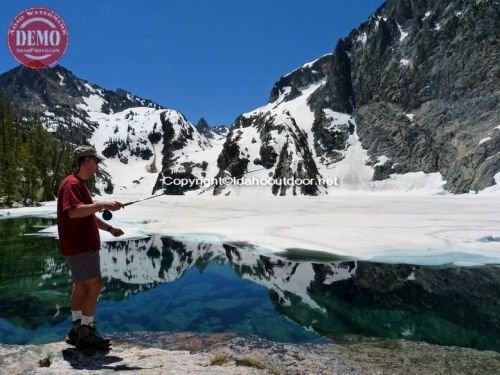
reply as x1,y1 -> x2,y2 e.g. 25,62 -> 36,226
256,114 -> 281,169
196,118 -> 211,137
269,53 -> 332,104
0,65 -> 85,113
153,112 -> 200,195
311,112 -> 353,164
341,0 -> 500,192
213,124 -> 250,196
309,40 -> 354,114
356,102 -> 439,176
0,65 -> 162,115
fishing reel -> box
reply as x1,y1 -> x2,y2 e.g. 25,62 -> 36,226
102,209 -> 113,221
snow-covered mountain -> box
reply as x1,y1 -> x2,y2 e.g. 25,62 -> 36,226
1,0 -> 498,196
212,0 -> 499,195
86,106 -> 226,195
212,55 -> 445,196
0,65 -> 228,195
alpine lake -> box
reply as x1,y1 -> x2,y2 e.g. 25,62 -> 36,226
0,216 -> 499,353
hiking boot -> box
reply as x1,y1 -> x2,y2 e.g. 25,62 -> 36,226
76,323 -> 111,349
65,319 -> 81,346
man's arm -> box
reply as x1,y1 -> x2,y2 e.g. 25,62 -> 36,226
96,216 -> 125,237
96,216 -> 112,231
67,201 -> 123,219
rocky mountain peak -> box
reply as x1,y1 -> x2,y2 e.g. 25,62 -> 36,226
196,117 -> 210,132
0,65 -> 163,116
268,53 -> 333,104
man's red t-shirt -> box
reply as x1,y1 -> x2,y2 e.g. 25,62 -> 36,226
57,174 -> 101,256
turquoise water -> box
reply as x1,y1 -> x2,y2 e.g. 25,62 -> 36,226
1,217 -> 499,352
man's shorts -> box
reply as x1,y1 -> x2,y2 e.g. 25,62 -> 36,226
65,250 -> 101,283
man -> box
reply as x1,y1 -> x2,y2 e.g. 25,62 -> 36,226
57,145 -> 124,349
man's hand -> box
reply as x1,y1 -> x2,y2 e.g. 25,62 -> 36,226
99,201 -> 124,212
109,227 -> 124,237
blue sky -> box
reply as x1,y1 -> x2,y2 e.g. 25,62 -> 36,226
1,0 -> 383,126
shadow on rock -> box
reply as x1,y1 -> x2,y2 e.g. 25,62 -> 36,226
61,348 -> 143,371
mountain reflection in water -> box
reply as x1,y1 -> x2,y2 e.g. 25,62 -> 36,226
0,217 -> 499,351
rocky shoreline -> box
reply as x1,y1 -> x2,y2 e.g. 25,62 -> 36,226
0,196 -> 42,209
1,332 -> 499,374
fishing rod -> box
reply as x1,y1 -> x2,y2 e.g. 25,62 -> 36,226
101,192 -> 166,220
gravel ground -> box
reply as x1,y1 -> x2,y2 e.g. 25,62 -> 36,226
1,332 -> 499,374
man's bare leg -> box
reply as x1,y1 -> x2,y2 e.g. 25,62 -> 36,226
71,282 -> 88,313
81,277 -> 103,318
76,277 -> 110,348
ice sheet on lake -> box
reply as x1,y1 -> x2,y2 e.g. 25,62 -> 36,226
1,194 -> 500,267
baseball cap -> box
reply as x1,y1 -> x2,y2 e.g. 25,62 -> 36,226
73,145 -> 105,162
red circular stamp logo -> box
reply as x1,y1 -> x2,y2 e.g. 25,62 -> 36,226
7,7 -> 69,69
